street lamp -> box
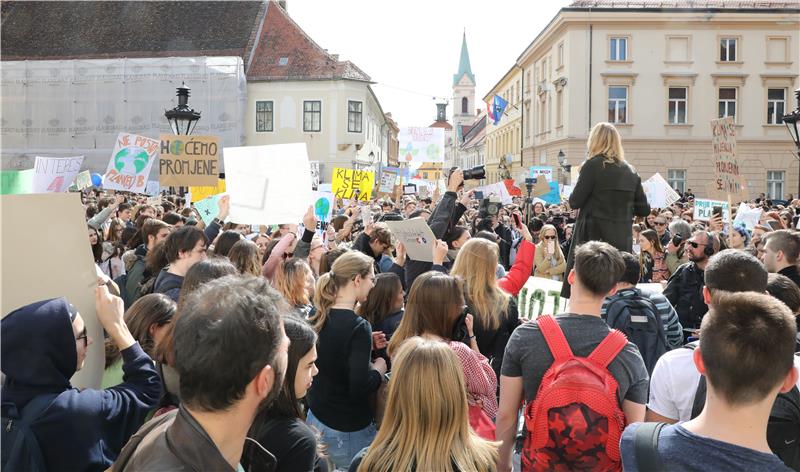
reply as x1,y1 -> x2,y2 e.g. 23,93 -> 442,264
557,150 -> 571,185
164,82 -> 201,136
783,88 -> 800,197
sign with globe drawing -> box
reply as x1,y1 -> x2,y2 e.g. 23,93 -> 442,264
103,132 -> 159,193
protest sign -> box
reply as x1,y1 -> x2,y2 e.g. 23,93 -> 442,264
733,202 -> 762,230
32,156 -> 84,193
159,134 -> 219,187
403,184 -> 417,195
643,173 -> 681,209
103,133 -> 159,193
146,196 -> 162,206
503,179 -> 522,197
385,218 -> 436,262
332,168 -> 375,201
379,167 -> 400,194
476,182 -> 513,205
562,184 -> 575,200
398,127 -> 445,163
224,143 -> 313,224
518,277 -> 568,320
694,198 -> 730,221
529,166 -> 554,182
1,193 -> 101,388
74,170 -> 92,190
313,191 -> 335,235
540,182 -> 562,205
532,176 -> 551,198
310,161 -> 320,190
194,194 -> 221,225
1,169 -> 34,194
190,179 -> 226,202
710,116 -> 746,200
145,180 -> 160,196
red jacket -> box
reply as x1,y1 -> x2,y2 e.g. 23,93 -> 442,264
498,239 -> 535,296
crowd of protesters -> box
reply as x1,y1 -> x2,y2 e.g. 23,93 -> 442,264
4,121 -> 800,471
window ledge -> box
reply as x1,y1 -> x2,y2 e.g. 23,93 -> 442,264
763,124 -> 787,128
715,61 -> 743,65
764,61 -> 793,66
664,60 -> 694,66
605,60 -> 633,65
610,122 -> 633,127
664,123 -> 693,127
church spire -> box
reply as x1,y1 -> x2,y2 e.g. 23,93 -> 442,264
453,31 -> 475,87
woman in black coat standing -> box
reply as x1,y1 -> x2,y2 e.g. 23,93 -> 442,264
561,122 -> 650,298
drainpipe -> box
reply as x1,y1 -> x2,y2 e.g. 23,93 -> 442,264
588,23 -> 593,131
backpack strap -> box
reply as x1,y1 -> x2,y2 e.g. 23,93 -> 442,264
588,329 -> 628,368
537,315 -> 573,361
691,375 -> 707,419
3,393 -> 59,472
633,422 -> 666,472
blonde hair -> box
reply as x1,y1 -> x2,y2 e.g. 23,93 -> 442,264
274,258 -> 313,308
587,122 -> 625,165
309,251 -> 373,332
537,224 -> 564,253
357,337 -> 499,472
450,238 -> 510,331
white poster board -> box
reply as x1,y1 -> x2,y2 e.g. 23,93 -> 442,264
518,277 -> 568,320
733,203 -> 762,230
643,173 -> 681,209
475,181 -> 513,205
398,127 -> 445,163
694,198 -> 730,222
103,133 -> 159,193
385,218 -> 436,262
223,143 -> 314,225
313,191 -> 335,235
32,156 -> 84,193
309,161 -> 320,190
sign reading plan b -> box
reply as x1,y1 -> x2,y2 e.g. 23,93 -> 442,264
103,133 -> 159,193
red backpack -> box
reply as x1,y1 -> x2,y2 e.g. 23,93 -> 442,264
522,315 -> 628,472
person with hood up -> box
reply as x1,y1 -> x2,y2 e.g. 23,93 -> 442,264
1,285 -> 161,472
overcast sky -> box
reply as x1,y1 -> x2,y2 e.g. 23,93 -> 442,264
289,0 -> 572,127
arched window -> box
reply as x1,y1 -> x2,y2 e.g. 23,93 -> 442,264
461,97 -> 468,113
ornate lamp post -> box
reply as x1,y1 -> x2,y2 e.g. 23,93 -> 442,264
164,82 -> 201,136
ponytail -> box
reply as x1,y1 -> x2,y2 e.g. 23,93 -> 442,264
308,251 -> 374,332
310,272 -> 339,332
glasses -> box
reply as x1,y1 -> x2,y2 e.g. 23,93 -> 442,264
687,241 -> 708,249
76,327 -> 88,347
653,222 -> 667,226
543,235 -> 556,240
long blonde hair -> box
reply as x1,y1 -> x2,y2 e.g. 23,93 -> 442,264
357,337 -> 499,472
309,251 -> 373,332
537,224 -> 565,258
587,122 -> 625,165
450,238 -> 510,331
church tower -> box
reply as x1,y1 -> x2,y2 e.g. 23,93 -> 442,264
452,31 -> 476,144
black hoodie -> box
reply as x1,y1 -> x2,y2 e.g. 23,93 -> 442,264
1,298 -> 161,471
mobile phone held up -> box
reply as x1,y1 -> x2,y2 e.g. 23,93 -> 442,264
513,213 -> 522,228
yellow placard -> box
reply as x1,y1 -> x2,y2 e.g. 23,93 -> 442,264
332,168 -> 374,201
190,179 -> 226,202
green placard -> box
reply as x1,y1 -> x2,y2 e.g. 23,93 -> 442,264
1,169 -> 34,195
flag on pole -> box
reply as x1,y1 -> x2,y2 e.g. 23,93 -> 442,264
486,94 -> 509,125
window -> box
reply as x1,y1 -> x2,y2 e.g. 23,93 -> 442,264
303,100 -> 321,132
767,88 -> 786,125
610,37 -> 627,61
347,101 -> 362,133
255,101 -> 273,132
667,169 -> 686,194
767,171 -> 785,200
720,38 -> 737,62
608,86 -> 628,124
461,96 -> 468,114
668,87 -> 687,124
556,89 -> 564,127
558,43 -> 564,68
718,87 -> 736,119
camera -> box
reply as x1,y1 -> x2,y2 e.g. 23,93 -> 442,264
478,195 -> 502,220
461,165 -> 486,181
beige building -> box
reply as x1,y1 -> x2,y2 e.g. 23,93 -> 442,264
490,0 -> 800,198
245,1 -> 388,183
484,66 -> 524,183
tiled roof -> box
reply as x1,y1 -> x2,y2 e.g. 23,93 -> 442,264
569,0 -> 800,8
0,1 -> 266,61
429,120 -> 453,130
246,1 -> 371,82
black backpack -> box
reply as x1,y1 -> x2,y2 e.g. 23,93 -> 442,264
604,291 -> 669,374
1,394 -> 59,472
686,344 -> 800,470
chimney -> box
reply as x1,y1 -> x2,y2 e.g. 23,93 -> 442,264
436,103 -> 447,122
277,0 -> 287,13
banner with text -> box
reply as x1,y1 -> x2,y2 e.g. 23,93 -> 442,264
529,166 -> 554,182
74,170 -> 92,190
694,198 -> 730,222
379,167 -> 400,194
159,134 -> 220,187
710,116 -> 746,200
103,133 -> 159,193
33,156 -> 84,193
385,217 -> 437,262
398,127 -> 445,163
332,168 -> 374,201
643,173 -> 681,209
313,191 -> 335,236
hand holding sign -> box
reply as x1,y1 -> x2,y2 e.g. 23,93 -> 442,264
433,240 -> 449,265
217,195 -> 230,221
303,205 -> 316,232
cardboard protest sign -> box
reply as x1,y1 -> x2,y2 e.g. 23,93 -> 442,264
710,116 -> 746,200
194,194 -> 222,225
33,156 -> 84,193
1,193 -> 101,388
385,218 -> 437,262
313,191 -> 335,235
103,133 -> 159,193
398,127 -> 445,163
529,166 -> 554,182
694,198 -> 730,221
643,173 -> 681,209
539,182 -> 562,205
158,135 -> 219,187
379,167 -> 400,194
332,168 -> 375,201
518,277 -> 568,320
190,179 -> 226,203
74,170 -> 92,190
1,169 -> 34,194
310,161 -> 320,190
224,143 -> 313,224
733,202 -> 762,230
532,176 -> 551,198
